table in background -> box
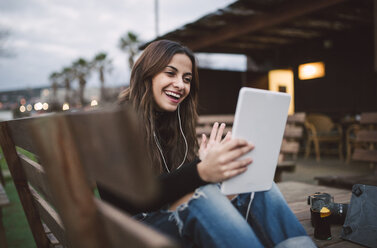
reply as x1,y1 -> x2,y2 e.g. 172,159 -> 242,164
278,181 -> 364,248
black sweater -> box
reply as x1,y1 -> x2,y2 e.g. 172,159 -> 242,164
98,158 -> 208,215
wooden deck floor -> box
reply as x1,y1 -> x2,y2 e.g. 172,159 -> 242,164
278,181 -> 364,248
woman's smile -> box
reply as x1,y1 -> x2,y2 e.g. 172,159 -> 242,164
164,90 -> 182,103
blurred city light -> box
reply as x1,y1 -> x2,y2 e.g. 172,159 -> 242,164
42,103 -> 49,110
34,102 -> 43,111
42,89 -> 50,97
90,99 -> 98,107
26,104 -> 32,111
62,103 -> 69,111
20,105 -> 26,112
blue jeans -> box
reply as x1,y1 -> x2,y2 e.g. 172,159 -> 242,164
135,183 -> 316,248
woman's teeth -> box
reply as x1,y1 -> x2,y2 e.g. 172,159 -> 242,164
165,91 -> 180,99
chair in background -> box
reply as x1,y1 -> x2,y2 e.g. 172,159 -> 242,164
315,112 -> 377,189
352,112 -> 377,168
304,113 -> 343,161
346,123 -> 361,163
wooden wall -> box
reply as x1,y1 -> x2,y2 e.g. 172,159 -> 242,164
276,27 -> 377,118
197,28 -> 377,117
197,69 -> 242,115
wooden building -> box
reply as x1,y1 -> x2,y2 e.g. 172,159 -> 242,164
142,0 -> 377,117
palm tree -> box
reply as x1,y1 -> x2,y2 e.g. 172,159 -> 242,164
92,52 -> 112,101
61,67 -> 74,104
118,31 -> 140,70
72,58 -> 91,107
49,71 -> 61,111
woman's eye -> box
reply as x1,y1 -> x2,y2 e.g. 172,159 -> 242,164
184,77 -> 192,83
165,71 -> 175,76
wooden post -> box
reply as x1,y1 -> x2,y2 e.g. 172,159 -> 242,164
0,123 -> 50,248
375,0 -> 377,72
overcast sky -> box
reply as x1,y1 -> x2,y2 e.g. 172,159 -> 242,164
0,0 -> 246,92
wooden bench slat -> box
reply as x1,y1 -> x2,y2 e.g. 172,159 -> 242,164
96,199 -> 175,248
197,115 -> 234,125
29,187 -> 67,247
280,140 -> 300,154
63,109 -> 158,206
31,113 -> 110,248
18,154 -> 54,205
283,125 -> 303,139
287,112 -> 306,124
360,112 -> 377,125
0,183 -> 9,206
352,148 -> 377,163
315,175 -> 377,189
42,223 -> 60,246
195,126 -> 232,136
6,117 -> 42,155
356,130 -> 377,143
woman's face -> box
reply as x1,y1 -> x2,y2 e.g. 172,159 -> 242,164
152,53 -> 192,112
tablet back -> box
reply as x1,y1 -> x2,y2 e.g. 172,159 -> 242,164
221,87 -> 291,195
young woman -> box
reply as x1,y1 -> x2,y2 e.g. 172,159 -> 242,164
99,40 -> 316,248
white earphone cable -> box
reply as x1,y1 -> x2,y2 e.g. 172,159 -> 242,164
153,105 -> 188,173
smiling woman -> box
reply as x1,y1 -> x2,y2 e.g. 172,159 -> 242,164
98,40 -> 316,248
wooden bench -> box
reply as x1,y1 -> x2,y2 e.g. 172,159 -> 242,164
196,113 -> 306,182
274,112 -> 306,182
196,115 -> 234,141
315,112 -> 377,189
0,108 -> 176,248
0,180 -> 10,248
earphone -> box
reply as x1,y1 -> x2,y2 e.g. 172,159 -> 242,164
153,104 -> 188,173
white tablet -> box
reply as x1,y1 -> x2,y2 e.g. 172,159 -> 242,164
221,87 -> 291,195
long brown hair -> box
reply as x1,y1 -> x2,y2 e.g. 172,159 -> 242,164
119,40 -> 199,173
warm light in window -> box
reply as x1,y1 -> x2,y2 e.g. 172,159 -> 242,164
62,103 -> 70,111
298,62 -> 325,80
268,69 -> 295,115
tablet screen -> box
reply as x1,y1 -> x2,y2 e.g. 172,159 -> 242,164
221,87 -> 291,195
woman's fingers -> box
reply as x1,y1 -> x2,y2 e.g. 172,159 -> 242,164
222,143 -> 254,162
208,122 -> 219,143
215,123 -> 225,142
223,166 -> 248,180
221,138 -> 253,153
222,158 -> 252,180
224,131 -> 232,141
209,122 -> 226,144
224,157 -> 252,171
198,136 -> 255,183
200,134 -> 207,150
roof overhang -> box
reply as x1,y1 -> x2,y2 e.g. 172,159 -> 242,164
142,0 -> 375,69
